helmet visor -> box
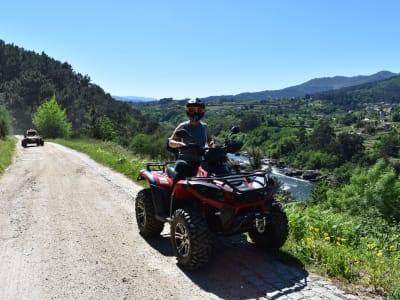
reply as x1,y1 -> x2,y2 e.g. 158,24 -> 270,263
186,106 -> 205,114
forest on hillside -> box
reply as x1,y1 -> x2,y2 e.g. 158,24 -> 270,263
0,39 -> 158,142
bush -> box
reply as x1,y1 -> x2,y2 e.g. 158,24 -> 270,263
325,159 -> 400,223
129,133 -> 172,160
0,136 -> 16,175
93,116 -> 117,141
294,150 -> 339,169
32,95 -> 71,138
0,108 -> 12,138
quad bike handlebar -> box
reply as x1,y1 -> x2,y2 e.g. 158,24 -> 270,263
176,125 -> 243,161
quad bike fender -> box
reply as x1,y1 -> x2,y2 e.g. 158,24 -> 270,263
172,180 -> 225,210
137,169 -> 172,188
149,184 -> 171,220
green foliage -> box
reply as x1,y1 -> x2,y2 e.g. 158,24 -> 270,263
309,120 -> 336,152
284,202 -> 400,296
129,132 -> 172,160
294,150 -> 339,169
0,40 -> 157,139
370,129 -> 400,160
93,116 -> 117,141
239,112 -> 261,132
336,132 -> 364,162
51,138 -> 146,182
323,159 -> 400,223
0,107 -> 12,138
33,95 -> 72,138
0,136 -> 16,175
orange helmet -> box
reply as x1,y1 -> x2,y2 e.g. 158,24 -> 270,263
185,97 -> 205,121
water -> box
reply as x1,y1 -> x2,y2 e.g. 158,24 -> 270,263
268,167 -> 315,201
227,153 -> 315,201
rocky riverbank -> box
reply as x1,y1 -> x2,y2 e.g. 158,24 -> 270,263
262,158 -> 324,182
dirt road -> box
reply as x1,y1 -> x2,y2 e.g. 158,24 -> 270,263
0,139 -> 376,299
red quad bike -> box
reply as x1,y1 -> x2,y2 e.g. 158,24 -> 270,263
135,126 -> 289,270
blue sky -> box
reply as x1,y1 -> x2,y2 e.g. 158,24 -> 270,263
1,0 -> 399,99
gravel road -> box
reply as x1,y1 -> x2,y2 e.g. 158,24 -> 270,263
0,139 -> 378,300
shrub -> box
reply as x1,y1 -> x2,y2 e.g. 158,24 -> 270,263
32,95 -> 71,138
0,108 -> 12,138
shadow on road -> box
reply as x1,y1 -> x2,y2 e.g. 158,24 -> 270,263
142,233 -> 308,299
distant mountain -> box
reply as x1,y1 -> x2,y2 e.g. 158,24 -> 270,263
313,74 -> 400,108
113,96 -> 156,103
203,71 -> 398,101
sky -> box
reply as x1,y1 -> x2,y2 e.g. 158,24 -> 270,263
1,0 -> 399,99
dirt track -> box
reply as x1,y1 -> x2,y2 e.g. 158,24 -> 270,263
0,138 -> 376,300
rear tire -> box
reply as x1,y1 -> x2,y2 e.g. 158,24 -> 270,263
170,207 -> 213,270
135,189 -> 164,237
249,203 -> 288,251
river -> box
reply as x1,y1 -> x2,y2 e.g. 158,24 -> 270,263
227,153 -> 315,201
268,167 -> 315,201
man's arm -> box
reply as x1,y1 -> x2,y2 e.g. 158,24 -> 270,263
168,123 -> 186,148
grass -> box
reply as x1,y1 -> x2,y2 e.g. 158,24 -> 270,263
50,138 -> 148,183
282,203 -> 400,299
0,136 -> 17,176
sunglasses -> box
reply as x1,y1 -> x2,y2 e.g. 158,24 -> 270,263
186,106 -> 205,114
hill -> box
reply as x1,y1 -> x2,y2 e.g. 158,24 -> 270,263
203,71 -> 397,101
314,74 -> 400,108
113,95 -> 156,103
0,39 -> 158,137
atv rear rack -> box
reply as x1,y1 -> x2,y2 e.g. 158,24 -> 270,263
145,162 -> 175,172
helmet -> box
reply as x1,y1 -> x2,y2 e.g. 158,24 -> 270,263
185,97 -> 205,121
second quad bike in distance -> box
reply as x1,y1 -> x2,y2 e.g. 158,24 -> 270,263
135,126 -> 289,270
21,129 -> 45,147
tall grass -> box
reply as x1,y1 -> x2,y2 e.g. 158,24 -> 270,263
0,136 -> 17,175
51,138 -> 148,183
283,202 -> 400,298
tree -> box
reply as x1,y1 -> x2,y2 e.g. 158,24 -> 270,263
337,132 -> 364,162
309,120 -> 336,152
371,130 -> 400,159
32,95 -> 71,138
93,116 -> 117,141
240,112 -> 261,132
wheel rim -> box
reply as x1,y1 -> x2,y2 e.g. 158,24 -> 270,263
174,222 -> 190,257
136,198 -> 146,227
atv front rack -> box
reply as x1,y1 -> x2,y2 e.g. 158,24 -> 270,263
187,170 -> 273,194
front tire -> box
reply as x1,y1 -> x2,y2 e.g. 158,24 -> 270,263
249,203 -> 289,251
135,189 -> 164,237
170,207 -> 213,270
